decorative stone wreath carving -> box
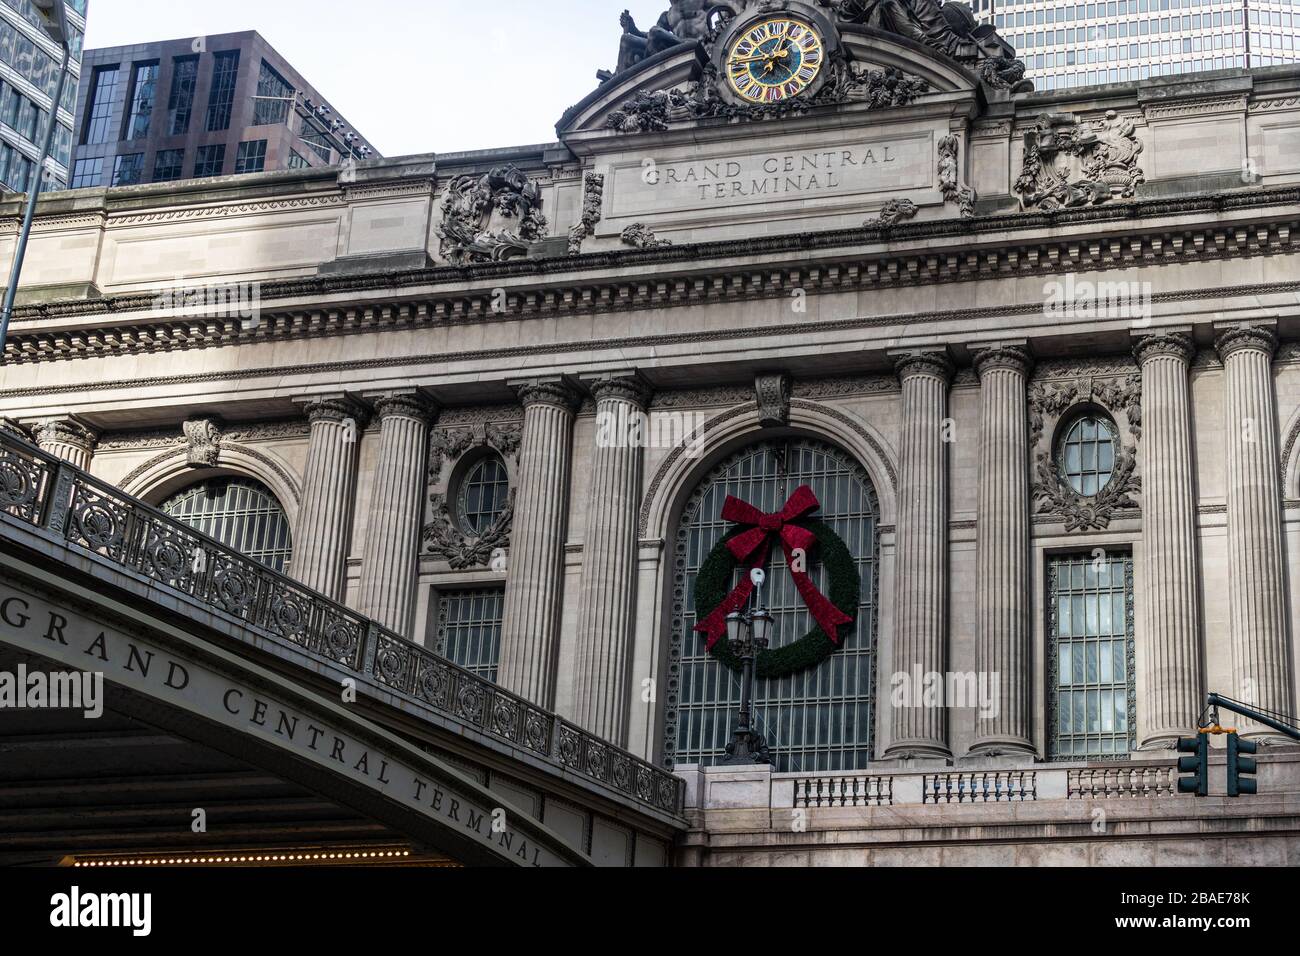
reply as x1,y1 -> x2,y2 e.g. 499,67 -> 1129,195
422,490 -> 516,570
568,172 -> 605,254
865,197 -> 918,227
620,223 -> 673,249
423,415 -> 522,569
437,165 -> 548,264
1028,366 -> 1142,531
1014,110 -> 1145,212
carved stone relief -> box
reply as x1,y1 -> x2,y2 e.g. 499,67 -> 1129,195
937,133 -> 976,218
568,172 -> 605,254
437,165 -> 548,264
621,223 -> 673,249
1014,110 -> 1145,212
182,418 -> 223,468
1028,367 -> 1142,531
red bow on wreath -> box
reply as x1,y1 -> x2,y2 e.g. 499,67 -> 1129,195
693,485 -> 853,650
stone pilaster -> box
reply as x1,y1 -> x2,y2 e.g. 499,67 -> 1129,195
32,419 -> 97,470
497,379 -> 581,707
1133,331 -> 1204,748
884,350 -> 954,760
572,373 -> 652,745
970,345 -> 1035,756
356,392 -> 437,638
290,396 -> 367,604
1215,325 -> 1295,741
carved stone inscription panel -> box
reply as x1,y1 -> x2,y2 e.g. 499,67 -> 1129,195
606,130 -> 936,223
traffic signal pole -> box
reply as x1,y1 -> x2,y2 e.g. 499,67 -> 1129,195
1206,693 -> 1300,742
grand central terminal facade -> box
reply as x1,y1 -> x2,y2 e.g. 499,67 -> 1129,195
2,0 -> 1300,866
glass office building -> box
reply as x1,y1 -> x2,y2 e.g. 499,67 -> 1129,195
0,0 -> 86,192
973,0 -> 1300,91
69,31 -> 377,190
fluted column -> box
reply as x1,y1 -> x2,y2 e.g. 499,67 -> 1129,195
32,419 -> 97,470
497,379 -> 580,707
1216,325 -> 1295,741
572,373 -> 652,745
1133,331 -> 1204,748
970,345 -> 1035,756
291,396 -> 367,603
885,350 -> 954,760
356,392 -> 436,637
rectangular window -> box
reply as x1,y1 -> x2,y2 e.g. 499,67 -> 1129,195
287,148 -> 311,170
69,156 -> 103,189
193,143 -> 225,177
436,588 -> 505,682
167,55 -> 199,135
82,65 -> 120,145
234,139 -> 267,174
122,61 -> 159,141
112,152 -> 144,186
1048,553 -> 1135,760
153,147 -> 184,182
205,50 -> 241,132
253,59 -> 294,126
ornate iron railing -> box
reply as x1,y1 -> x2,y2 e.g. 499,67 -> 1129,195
0,430 -> 685,818
922,771 -> 1038,804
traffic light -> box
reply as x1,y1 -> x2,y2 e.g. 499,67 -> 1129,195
1176,732 -> 1208,796
1227,732 -> 1258,796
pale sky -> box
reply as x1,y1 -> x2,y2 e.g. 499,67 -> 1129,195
82,0 -> 671,156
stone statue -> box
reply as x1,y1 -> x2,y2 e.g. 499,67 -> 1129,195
609,2 -> 716,76
838,0 -> 1033,90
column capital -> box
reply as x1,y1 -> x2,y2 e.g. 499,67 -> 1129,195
31,418 -> 98,454
1215,324 -> 1278,362
1133,330 -> 1195,366
580,371 -> 653,409
511,377 -> 583,412
296,394 -> 370,428
364,389 -> 438,425
971,343 -> 1033,379
889,348 -> 954,384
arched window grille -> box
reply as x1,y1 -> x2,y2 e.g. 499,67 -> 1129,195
665,438 -> 879,773
1058,414 -> 1118,497
457,454 -> 510,534
160,477 -> 293,574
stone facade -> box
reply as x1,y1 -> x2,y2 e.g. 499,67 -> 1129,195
4,1 -> 1300,865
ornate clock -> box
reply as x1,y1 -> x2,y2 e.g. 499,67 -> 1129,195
724,16 -> 826,105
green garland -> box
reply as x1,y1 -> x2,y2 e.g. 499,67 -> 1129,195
694,519 -> 860,680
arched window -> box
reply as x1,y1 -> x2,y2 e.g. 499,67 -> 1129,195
1058,414 -> 1118,497
160,477 -> 293,574
665,438 -> 878,773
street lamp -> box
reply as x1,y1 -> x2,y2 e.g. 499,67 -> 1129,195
718,568 -> 774,767
0,0 -> 74,365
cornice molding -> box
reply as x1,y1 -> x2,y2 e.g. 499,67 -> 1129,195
6,277 -> 1300,401
6,184 -> 1299,365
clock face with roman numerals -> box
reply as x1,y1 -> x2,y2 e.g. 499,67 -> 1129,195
725,17 -> 825,104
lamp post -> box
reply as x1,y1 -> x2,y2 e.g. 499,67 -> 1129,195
718,568 -> 774,767
0,0 -> 73,365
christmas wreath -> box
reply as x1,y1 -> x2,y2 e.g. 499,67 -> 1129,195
692,486 -> 860,680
